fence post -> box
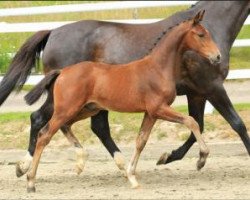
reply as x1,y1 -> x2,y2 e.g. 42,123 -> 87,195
133,8 -> 138,19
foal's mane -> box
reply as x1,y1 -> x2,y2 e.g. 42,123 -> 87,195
147,18 -> 191,54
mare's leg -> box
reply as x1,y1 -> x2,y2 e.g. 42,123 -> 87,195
61,125 -> 88,175
157,95 -> 206,165
91,110 -> 125,171
16,94 -> 53,177
207,85 -> 250,154
155,105 -> 209,170
127,113 -> 156,188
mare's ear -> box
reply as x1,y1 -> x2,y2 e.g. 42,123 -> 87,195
193,10 -> 205,25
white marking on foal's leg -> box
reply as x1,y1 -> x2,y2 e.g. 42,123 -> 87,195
75,147 -> 88,175
126,148 -> 141,189
16,152 -> 33,177
126,162 -> 140,189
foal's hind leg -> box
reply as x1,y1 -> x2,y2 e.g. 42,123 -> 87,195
27,117 -> 64,192
127,113 -> 156,188
155,105 -> 209,170
61,125 -> 88,175
26,93 -> 88,192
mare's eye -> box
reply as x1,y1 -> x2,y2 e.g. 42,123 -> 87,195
198,33 -> 205,38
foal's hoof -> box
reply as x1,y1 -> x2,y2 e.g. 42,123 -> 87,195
122,169 -> 128,178
27,186 -> 36,193
196,151 -> 209,171
75,163 -> 84,175
131,183 -> 141,189
196,159 -> 206,171
196,156 -> 207,171
76,167 -> 83,175
16,162 -> 27,178
156,152 -> 169,165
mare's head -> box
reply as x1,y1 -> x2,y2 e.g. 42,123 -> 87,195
182,10 -> 221,65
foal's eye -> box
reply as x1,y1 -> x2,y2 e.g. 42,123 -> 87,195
198,33 -> 205,38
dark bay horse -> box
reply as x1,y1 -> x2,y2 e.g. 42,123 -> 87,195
24,12 -> 220,192
0,1 -> 249,175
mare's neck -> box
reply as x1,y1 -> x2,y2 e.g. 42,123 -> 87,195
199,1 -> 249,50
149,22 -> 190,73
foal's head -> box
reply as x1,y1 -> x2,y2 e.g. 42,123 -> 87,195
182,10 -> 221,65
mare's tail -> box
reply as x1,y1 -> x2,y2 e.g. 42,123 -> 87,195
25,70 -> 61,105
0,30 -> 51,105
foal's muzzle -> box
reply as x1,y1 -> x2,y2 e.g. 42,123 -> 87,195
209,53 -> 221,65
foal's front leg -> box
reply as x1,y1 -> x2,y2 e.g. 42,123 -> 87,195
157,95 -> 206,166
155,105 -> 209,170
61,125 -> 88,175
127,113 -> 156,188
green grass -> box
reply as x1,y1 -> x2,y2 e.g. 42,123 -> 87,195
224,103 -> 250,111
0,103 -> 249,149
0,112 -> 31,122
0,1 -> 96,8
237,25 -> 250,39
230,47 -> 250,69
22,85 -> 35,91
0,4 -> 188,23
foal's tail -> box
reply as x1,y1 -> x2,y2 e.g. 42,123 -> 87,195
25,70 -> 61,105
0,30 -> 51,105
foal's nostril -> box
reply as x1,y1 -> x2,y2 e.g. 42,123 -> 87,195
217,54 -> 221,60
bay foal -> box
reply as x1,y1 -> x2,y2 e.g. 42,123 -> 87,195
25,11 -> 220,192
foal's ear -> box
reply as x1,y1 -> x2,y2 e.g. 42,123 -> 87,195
193,10 -> 205,25
200,10 -> 205,20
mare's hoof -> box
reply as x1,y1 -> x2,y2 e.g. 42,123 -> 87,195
156,152 -> 169,165
27,187 -> 36,193
16,162 -> 26,178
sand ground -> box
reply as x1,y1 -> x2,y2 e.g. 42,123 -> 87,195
0,141 -> 249,199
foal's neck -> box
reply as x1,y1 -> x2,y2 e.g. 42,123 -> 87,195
149,22 -> 191,74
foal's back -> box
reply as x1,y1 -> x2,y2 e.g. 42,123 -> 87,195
55,57 -> 174,113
